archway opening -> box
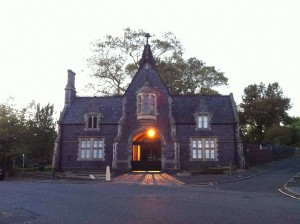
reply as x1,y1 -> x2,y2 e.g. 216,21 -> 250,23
131,129 -> 161,171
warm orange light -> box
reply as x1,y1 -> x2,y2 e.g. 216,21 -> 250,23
137,145 -> 141,161
147,129 -> 156,138
132,145 -> 141,161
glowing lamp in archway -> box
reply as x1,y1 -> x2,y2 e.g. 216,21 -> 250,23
147,129 -> 156,138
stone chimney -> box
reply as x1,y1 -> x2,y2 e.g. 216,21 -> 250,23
64,69 -> 76,106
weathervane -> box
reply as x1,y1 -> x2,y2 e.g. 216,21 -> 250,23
145,33 -> 151,45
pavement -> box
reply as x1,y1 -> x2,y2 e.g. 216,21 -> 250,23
176,168 -> 300,198
283,171 -> 300,197
60,167 -> 300,198
174,168 -> 264,186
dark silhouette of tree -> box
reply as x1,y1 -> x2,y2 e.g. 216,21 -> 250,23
27,103 -> 57,165
239,82 -> 291,142
87,28 -> 228,95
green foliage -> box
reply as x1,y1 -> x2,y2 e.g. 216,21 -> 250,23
0,100 -> 20,159
26,103 -> 57,165
0,99 -> 57,168
156,57 -> 227,95
264,125 -> 293,145
88,28 -> 228,95
288,117 -> 300,147
239,82 -> 291,143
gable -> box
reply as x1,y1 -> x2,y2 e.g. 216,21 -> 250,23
123,43 -> 170,98
124,64 -> 170,98
61,97 -> 122,124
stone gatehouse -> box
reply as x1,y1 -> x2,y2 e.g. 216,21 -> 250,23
53,41 -> 243,172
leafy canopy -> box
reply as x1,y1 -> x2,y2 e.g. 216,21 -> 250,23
239,82 -> 291,143
26,103 -> 57,164
88,28 -> 228,95
0,100 -> 19,152
287,117 -> 300,147
0,99 -> 57,168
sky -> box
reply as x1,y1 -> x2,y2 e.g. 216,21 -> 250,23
0,0 -> 299,118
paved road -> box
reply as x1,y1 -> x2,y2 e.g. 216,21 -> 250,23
214,156 -> 300,196
0,157 -> 299,224
0,180 -> 299,224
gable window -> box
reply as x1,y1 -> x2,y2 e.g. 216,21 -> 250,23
84,113 -> 100,131
78,138 -> 104,161
194,114 -> 211,130
198,115 -> 208,129
136,92 -> 157,121
137,95 -> 142,114
191,138 -> 217,161
137,93 -> 156,114
88,115 -> 98,129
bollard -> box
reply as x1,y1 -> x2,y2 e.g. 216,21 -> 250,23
106,166 -> 111,181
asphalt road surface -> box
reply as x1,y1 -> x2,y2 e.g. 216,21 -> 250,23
0,157 -> 299,224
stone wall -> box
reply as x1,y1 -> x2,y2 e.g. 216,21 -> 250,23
178,123 -> 237,170
60,124 -> 118,170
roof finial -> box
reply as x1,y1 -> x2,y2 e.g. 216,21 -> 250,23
145,33 -> 151,45
138,33 -> 156,69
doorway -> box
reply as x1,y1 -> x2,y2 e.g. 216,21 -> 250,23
132,142 -> 161,171
131,130 -> 161,171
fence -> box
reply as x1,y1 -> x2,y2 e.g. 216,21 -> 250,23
243,142 -> 299,167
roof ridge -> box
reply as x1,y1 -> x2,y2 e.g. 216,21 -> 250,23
173,94 -> 230,97
75,95 -> 122,98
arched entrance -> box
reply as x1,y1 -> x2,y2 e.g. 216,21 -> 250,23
131,129 -> 161,171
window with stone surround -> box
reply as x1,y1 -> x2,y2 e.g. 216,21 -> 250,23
78,138 -> 104,161
137,93 -> 156,114
190,138 -> 218,161
194,114 -> 211,130
136,92 -> 157,121
84,113 -> 100,131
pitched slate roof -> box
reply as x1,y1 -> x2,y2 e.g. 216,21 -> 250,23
194,98 -> 209,114
61,96 -> 122,124
124,64 -> 170,97
172,95 -> 237,124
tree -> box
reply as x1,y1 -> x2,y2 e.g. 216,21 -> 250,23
264,125 -> 293,145
288,117 -> 300,147
0,99 -> 23,170
8,104 -> 33,167
27,103 -> 57,165
0,99 -> 58,169
156,57 -> 227,95
88,28 -> 228,95
239,82 -> 291,142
